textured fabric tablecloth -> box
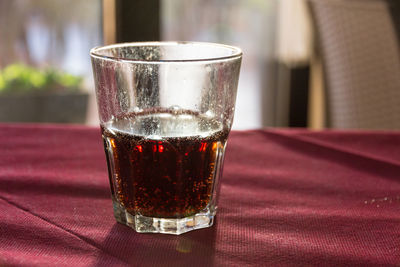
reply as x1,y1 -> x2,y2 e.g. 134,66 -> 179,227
0,124 -> 399,266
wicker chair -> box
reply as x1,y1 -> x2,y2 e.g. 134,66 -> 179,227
308,0 -> 400,129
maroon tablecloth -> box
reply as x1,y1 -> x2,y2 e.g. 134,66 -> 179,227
1,124 -> 399,266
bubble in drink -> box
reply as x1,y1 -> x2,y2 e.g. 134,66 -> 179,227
102,109 -> 228,218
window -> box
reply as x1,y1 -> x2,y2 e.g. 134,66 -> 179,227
0,0 -> 102,123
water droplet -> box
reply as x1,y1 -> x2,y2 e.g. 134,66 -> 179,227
133,107 -> 142,113
205,110 -> 214,117
170,105 -> 181,115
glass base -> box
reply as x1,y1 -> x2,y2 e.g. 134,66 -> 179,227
112,200 -> 215,235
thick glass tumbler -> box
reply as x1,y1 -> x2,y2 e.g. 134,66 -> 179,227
90,42 -> 242,234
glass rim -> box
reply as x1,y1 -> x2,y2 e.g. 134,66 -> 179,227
90,41 -> 242,63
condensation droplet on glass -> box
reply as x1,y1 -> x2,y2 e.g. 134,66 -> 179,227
205,110 -> 214,118
133,107 -> 142,113
170,105 -> 181,115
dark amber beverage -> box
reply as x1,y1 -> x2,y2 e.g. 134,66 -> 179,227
102,109 -> 228,218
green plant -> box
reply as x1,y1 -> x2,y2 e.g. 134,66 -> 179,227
0,64 -> 83,94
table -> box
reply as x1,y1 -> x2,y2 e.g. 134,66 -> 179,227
1,124 -> 399,266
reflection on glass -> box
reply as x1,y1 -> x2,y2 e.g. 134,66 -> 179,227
161,0 -> 278,129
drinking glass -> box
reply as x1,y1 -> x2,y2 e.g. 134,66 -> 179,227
90,42 -> 242,234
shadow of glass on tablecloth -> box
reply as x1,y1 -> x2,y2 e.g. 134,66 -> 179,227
93,219 -> 218,267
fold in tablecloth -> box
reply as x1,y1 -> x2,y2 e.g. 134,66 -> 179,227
0,124 -> 399,266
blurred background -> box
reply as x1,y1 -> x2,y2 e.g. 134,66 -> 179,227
0,0 -> 399,130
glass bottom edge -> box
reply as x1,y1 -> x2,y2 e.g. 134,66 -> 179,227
112,200 -> 215,235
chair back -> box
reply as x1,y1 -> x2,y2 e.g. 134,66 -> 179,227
309,0 -> 400,129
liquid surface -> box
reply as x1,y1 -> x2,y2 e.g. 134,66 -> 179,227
102,110 -> 228,218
